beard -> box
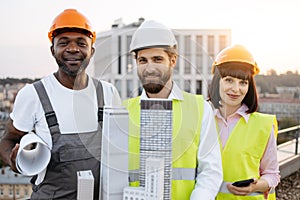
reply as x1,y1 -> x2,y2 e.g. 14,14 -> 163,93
143,83 -> 165,94
56,58 -> 90,77
138,68 -> 172,94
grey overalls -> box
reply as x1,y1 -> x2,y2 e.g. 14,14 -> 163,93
30,78 -> 103,200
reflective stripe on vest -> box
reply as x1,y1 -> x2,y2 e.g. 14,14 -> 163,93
129,168 -> 196,182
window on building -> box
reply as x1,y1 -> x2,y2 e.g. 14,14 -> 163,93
184,80 -> 191,92
219,35 -> 227,51
174,35 -> 180,74
208,35 -> 214,58
115,79 -> 122,97
196,80 -> 202,94
126,80 -> 133,98
196,35 -> 203,74
126,36 -> 133,74
207,35 -> 215,74
118,36 -> 122,74
184,36 -> 191,74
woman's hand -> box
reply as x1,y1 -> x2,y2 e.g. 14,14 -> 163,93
227,179 -> 258,196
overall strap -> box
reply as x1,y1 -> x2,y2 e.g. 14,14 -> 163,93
91,78 -> 104,123
33,80 -> 60,136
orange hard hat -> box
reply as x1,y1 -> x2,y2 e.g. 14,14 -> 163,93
212,44 -> 260,75
48,9 -> 96,43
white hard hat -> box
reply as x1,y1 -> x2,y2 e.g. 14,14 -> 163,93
129,20 -> 177,52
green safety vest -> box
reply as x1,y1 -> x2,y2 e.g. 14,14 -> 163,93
123,92 -> 204,200
216,112 -> 278,200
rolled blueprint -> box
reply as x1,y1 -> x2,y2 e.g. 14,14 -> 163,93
16,132 -> 51,176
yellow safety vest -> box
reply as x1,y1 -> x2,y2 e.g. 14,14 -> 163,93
216,112 -> 278,200
123,92 -> 204,200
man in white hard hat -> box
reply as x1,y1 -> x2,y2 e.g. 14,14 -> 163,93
123,20 -> 222,200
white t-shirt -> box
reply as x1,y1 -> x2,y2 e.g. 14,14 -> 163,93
10,74 -> 121,184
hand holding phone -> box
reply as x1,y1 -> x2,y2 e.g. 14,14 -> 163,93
232,178 -> 254,187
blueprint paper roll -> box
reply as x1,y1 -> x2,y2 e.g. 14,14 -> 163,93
16,132 -> 51,176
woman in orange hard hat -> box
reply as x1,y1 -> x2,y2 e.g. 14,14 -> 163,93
208,44 -> 280,200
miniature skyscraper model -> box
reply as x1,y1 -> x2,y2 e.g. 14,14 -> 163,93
123,99 -> 173,200
101,106 -> 129,200
140,99 -> 172,200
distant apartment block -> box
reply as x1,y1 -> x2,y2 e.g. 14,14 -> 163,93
256,85 -> 300,122
276,86 -> 300,99
276,86 -> 300,94
0,167 -> 32,200
92,18 -> 231,99
0,83 -> 25,112
258,98 -> 300,121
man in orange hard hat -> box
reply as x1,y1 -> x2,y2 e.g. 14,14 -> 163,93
0,9 -> 121,199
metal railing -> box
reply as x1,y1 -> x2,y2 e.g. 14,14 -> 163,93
278,124 -> 300,155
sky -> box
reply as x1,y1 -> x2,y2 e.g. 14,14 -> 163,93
0,0 -> 299,78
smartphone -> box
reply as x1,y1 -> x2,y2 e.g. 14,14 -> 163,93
232,178 -> 254,187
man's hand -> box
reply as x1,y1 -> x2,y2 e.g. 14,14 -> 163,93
0,118 -> 26,173
9,143 -> 20,173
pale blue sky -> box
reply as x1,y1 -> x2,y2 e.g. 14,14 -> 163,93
1,0 -> 299,78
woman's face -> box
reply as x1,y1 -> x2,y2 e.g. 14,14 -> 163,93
219,76 -> 249,109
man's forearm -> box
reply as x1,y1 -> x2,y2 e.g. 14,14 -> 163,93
0,138 -> 15,165
0,118 -> 25,167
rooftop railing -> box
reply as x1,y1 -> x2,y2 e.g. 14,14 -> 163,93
278,124 -> 300,155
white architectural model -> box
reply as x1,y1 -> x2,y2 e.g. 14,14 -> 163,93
77,170 -> 94,200
101,106 -> 129,200
123,157 -> 164,200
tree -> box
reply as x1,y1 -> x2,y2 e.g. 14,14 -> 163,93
266,69 -> 277,76
285,70 -> 294,75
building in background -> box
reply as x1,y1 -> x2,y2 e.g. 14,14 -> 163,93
92,18 -> 231,99
257,86 -> 300,125
258,98 -> 300,122
0,167 -> 32,200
